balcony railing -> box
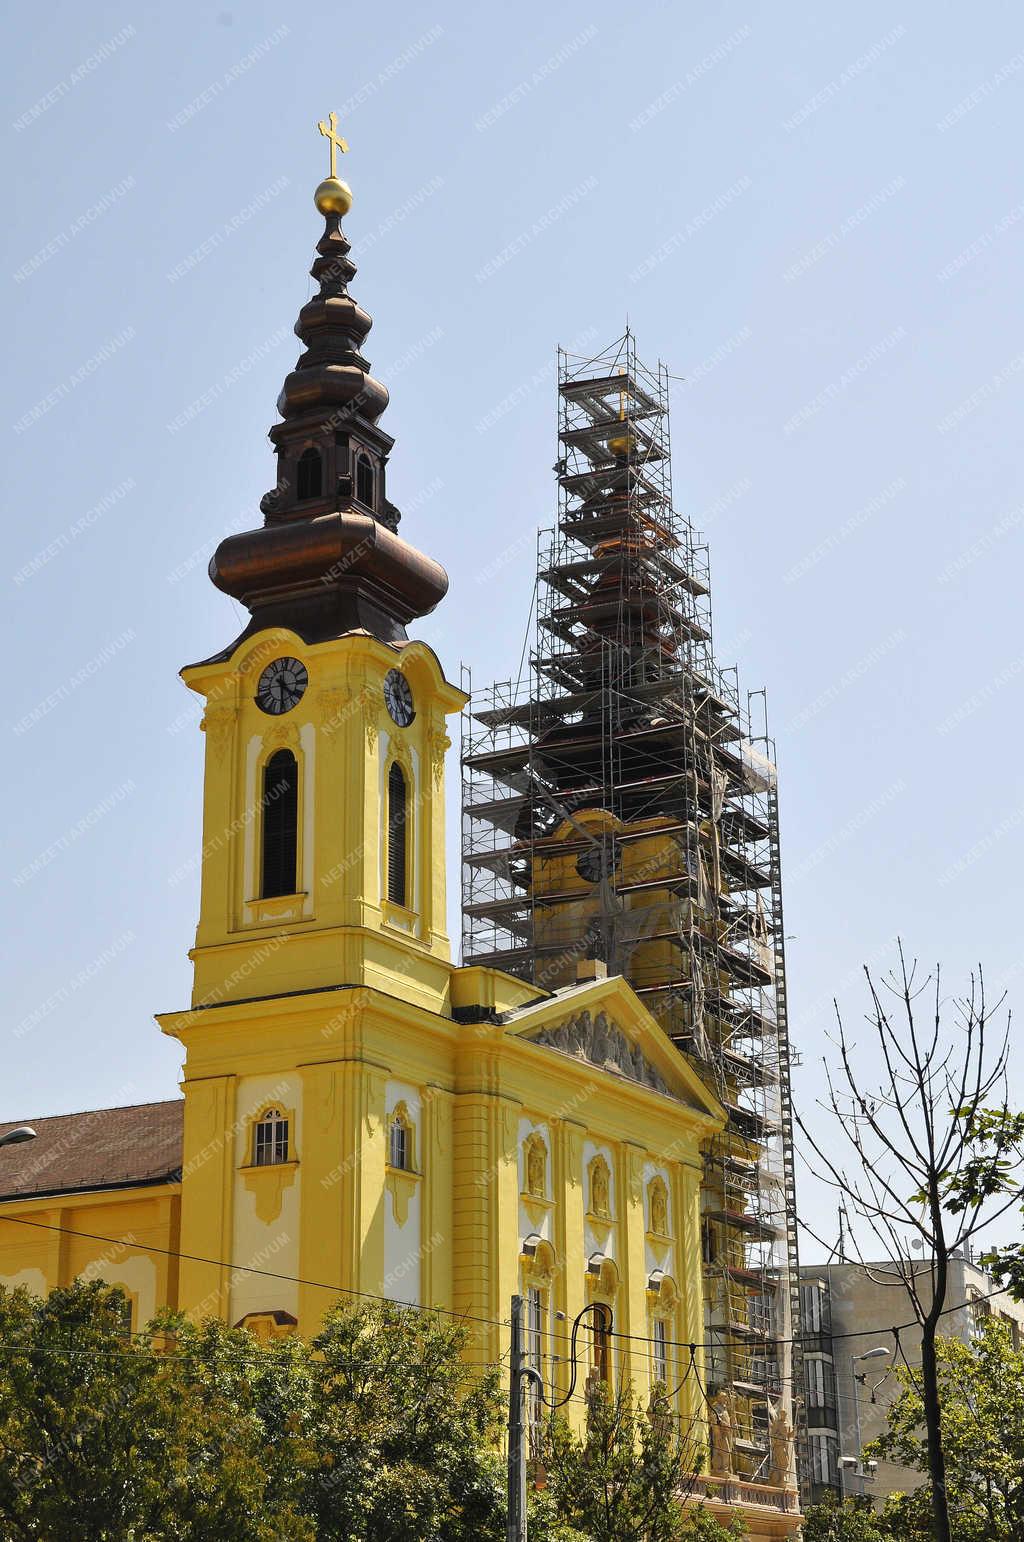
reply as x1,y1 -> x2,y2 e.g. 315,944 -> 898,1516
687,1474 -> 800,1515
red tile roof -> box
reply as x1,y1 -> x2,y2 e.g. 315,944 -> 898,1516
0,1100 -> 183,1202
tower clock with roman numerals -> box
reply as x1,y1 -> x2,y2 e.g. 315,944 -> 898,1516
384,668 -> 415,727
256,656 -> 308,715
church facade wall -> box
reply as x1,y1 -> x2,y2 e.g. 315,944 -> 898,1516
0,1187 -> 181,1329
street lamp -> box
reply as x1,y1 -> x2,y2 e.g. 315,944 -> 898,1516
841,1346 -> 890,1495
0,1127 -> 36,1149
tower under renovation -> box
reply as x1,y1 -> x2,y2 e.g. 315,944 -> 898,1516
461,334 -> 801,1480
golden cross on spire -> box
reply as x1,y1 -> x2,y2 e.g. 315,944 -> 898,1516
318,111 -> 349,180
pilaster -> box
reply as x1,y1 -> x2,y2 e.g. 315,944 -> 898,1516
556,1118 -> 586,1403
675,1160 -> 706,1452
297,1061 -> 348,1331
619,1142 -> 649,1392
178,1074 -> 236,1321
422,1084 -> 453,1307
193,688 -> 240,958
334,1060 -> 387,1299
451,1031 -> 520,1366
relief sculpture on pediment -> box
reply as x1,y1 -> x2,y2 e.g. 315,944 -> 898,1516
530,1011 -> 670,1097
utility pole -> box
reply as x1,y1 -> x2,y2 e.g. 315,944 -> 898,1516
507,1292 -> 600,1540
507,1294 -> 528,1542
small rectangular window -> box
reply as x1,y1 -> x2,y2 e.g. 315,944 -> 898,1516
389,1119 -> 409,1171
652,1318 -> 668,1385
801,1281 -> 823,1334
592,1312 -> 611,1384
527,1287 -> 545,1439
807,1356 -> 825,1406
254,1114 -> 289,1167
811,1433 -> 834,1485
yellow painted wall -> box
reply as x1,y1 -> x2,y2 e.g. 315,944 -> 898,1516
0,613 -> 801,1537
0,1188 -> 180,1329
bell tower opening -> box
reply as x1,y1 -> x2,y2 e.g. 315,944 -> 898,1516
296,447 -> 322,501
261,749 -> 298,898
356,453 -> 375,510
387,761 -> 408,907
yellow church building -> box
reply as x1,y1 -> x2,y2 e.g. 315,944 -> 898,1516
0,141 -> 800,1537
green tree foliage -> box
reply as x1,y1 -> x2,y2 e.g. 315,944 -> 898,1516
802,1319 -> 1024,1542
0,1281 -> 506,1541
0,1281 -> 770,1540
943,1106 -> 1024,1301
868,1318 -> 1024,1541
800,1492 -> 889,1542
0,1279 -> 313,1540
539,1381 -> 745,1542
299,1293 -> 506,1541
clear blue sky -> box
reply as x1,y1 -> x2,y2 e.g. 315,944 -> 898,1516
3,0 -> 1022,1257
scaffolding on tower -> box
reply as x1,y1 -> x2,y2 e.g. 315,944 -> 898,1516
460,333 -> 802,1481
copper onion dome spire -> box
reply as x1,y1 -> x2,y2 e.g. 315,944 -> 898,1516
206,122 -> 448,657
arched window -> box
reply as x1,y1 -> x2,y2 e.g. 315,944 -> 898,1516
261,750 -> 298,898
387,761 -> 408,906
296,447 -> 322,501
356,453 -> 374,508
526,1283 -> 547,1450
647,1277 -> 678,1393
651,1317 -> 668,1386
389,1105 -> 414,1171
591,1307 -> 611,1383
253,1107 -> 289,1166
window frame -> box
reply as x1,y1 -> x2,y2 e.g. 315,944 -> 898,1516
526,1284 -> 546,1439
592,1311 -> 611,1383
389,1117 -> 409,1171
253,1106 -> 290,1167
386,759 -> 410,909
296,446 -> 323,501
355,452 -> 375,509
387,1102 -> 416,1173
260,748 -> 300,899
651,1316 -> 668,1386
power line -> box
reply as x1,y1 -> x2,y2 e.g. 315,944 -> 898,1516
0,1212 -> 511,1334
1,1210 -> 1015,1360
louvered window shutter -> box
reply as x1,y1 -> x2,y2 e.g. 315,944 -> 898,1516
387,762 -> 407,906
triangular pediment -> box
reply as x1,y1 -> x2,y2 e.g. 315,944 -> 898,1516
528,1008 -> 672,1094
507,979 -> 723,1123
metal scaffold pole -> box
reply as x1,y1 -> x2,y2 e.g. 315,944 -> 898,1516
463,334 -> 802,1488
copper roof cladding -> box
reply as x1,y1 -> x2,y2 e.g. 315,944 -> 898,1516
202,189 -> 448,658
210,510 -> 449,649
0,1100 -> 183,1202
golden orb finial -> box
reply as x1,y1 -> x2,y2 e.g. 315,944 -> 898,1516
315,111 -> 351,217
314,176 -> 353,217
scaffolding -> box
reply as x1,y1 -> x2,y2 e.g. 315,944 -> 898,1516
460,334 -> 801,1480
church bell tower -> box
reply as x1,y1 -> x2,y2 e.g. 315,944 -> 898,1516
180,132 -> 464,1017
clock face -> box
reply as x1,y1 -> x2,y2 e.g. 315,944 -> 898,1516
384,669 -> 415,727
256,656 -> 308,716
576,844 -> 620,885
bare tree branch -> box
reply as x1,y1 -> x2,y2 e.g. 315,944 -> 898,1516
798,943 -> 1022,1542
